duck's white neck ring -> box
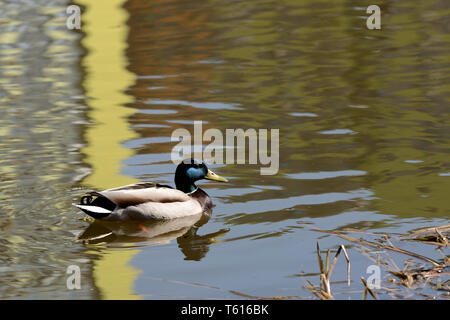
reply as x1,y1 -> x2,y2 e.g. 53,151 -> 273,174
186,188 -> 198,195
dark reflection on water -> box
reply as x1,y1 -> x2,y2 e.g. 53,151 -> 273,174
78,211 -> 229,261
78,217 -> 206,247
0,0 -> 449,299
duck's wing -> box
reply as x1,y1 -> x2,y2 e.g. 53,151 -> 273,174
74,182 -> 195,219
97,182 -> 191,207
105,182 -> 169,192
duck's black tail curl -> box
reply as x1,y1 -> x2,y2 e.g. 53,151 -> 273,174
74,193 -> 116,219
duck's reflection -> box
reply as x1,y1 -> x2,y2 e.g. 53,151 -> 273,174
177,223 -> 230,261
78,211 -> 229,261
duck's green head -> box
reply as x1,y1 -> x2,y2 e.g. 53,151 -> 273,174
175,159 -> 228,193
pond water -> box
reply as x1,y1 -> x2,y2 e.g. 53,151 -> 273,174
0,0 -> 448,299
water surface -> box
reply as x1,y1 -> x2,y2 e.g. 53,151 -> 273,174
0,0 -> 449,299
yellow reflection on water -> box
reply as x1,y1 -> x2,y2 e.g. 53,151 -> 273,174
76,0 -> 141,300
77,0 -> 137,190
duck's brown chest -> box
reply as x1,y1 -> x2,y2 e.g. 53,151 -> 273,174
190,188 -> 213,211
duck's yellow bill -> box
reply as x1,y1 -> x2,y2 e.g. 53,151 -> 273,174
205,169 -> 228,182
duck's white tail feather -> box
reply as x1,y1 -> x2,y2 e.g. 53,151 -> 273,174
73,204 -> 112,217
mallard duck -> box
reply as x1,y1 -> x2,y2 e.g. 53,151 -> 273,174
74,159 -> 228,221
